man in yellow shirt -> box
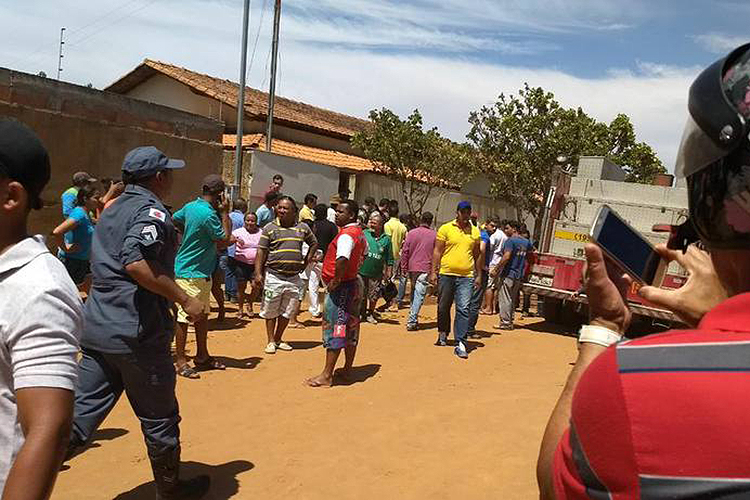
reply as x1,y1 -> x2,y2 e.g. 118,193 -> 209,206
383,200 -> 408,309
429,201 -> 482,359
299,193 -> 317,223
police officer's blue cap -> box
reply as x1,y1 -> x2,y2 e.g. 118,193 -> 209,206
122,146 -> 185,179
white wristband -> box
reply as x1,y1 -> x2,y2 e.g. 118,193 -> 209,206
578,324 -> 622,347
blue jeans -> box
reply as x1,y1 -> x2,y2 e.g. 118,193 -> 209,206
396,273 -> 408,305
468,270 -> 489,333
437,274 -> 473,344
220,254 -> 236,298
407,272 -> 430,327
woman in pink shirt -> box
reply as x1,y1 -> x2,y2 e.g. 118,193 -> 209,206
229,212 -> 262,319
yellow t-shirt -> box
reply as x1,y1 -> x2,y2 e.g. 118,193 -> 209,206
384,217 -> 407,260
436,220 -> 480,277
299,205 -> 314,222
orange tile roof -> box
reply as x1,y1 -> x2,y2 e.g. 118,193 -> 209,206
223,134 -> 377,173
106,59 -> 370,139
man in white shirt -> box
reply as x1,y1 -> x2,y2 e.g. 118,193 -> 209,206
482,217 -> 508,314
0,119 -> 82,498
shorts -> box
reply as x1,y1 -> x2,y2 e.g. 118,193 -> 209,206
260,271 -> 301,320
60,256 -> 90,285
490,270 -> 503,290
175,277 -> 212,324
228,257 -> 254,282
322,277 -> 362,350
360,275 -> 383,302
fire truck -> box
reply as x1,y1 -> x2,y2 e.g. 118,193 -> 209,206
523,157 -> 688,326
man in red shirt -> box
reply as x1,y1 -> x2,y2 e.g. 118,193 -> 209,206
306,199 -> 367,388
537,43 -> 750,499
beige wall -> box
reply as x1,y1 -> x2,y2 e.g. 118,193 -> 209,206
0,68 -> 223,238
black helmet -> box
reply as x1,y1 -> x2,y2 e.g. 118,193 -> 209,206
676,43 -> 750,250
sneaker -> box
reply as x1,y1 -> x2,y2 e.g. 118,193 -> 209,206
276,342 -> 293,351
454,342 -> 468,359
498,324 -> 514,331
366,315 -> 378,324
264,342 -> 277,354
406,323 -> 418,332
435,332 -> 447,346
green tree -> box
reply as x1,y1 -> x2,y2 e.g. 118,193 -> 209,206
352,108 -> 471,217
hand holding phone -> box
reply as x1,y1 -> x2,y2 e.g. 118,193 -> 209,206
589,205 -> 667,286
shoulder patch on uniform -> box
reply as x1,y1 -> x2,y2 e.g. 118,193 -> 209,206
141,225 -> 158,241
149,208 -> 166,221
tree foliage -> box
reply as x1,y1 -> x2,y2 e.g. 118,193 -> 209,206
352,108 -> 471,217
467,84 -> 665,234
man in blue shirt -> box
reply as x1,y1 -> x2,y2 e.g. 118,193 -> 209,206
220,198 -> 247,302
60,171 -> 95,217
68,146 -> 211,499
493,220 -> 532,330
255,190 -> 279,228
172,174 -> 232,379
468,218 -> 495,338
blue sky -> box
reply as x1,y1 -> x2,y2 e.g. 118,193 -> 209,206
0,0 -> 746,170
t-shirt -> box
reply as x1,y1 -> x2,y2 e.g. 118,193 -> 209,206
61,186 -> 78,217
227,210 -> 245,257
489,229 -> 508,268
400,226 -> 436,274
313,219 -> 339,259
0,236 -> 82,492
359,230 -> 394,278
232,227 -> 262,264
384,217 -> 408,260
83,184 -> 179,353
299,205 -> 315,222
436,220 -> 480,277
173,198 -> 226,279
255,204 -> 274,228
480,230 -> 492,270
258,220 -> 317,276
500,236 -> 532,280
60,206 -> 95,260
553,293 -> 750,500
327,206 -> 337,224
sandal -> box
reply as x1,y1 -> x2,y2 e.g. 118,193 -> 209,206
176,364 -> 200,379
194,356 -> 226,371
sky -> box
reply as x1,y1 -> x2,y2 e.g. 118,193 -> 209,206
1,0 -> 747,171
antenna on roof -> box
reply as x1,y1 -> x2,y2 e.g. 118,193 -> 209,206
265,0 -> 281,152
57,27 -> 66,80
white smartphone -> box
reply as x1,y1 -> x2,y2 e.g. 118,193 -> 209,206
589,205 -> 667,286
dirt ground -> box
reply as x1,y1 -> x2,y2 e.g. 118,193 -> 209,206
53,299 -> 578,500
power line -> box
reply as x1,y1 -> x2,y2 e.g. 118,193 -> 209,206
67,0 -> 161,48
65,0 -> 144,39
248,0 -> 269,79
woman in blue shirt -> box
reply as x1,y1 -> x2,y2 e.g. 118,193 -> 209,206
52,184 -> 100,291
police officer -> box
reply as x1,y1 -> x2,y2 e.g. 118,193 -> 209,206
68,147 -> 210,499
538,44 -> 750,499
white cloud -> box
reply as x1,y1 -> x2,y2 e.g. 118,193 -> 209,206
0,0 -> 695,172
694,33 -> 747,54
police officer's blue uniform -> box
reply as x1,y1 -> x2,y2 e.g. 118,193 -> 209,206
68,147 -> 209,499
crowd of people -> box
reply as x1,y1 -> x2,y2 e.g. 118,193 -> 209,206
2,43 -> 750,500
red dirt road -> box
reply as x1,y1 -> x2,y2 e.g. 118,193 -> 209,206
53,303 -> 576,499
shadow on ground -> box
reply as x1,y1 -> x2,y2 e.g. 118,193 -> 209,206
287,340 -> 322,350
61,428 -> 129,470
214,356 -> 263,370
334,364 -> 381,387
113,459 -> 254,500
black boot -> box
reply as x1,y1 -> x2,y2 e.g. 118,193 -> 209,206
149,446 -> 210,500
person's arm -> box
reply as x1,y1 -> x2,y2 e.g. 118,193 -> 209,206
124,260 -> 204,321
51,217 -> 80,253
253,247 -> 268,291
537,244 -> 632,499
328,256 -> 349,291
211,197 -> 232,249
303,227 -> 319,267
2,388 -> 73,500
474,238 -> 485,288
327,233 -> 354,291
429,238 -> 445,286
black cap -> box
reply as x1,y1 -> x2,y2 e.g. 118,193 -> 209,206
122,146 -> 185,179
202,174 -> 225,193
0,119 -> 50,210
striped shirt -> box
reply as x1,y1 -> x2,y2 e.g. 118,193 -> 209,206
553,292 -> 750,499
258,219 -> 317,276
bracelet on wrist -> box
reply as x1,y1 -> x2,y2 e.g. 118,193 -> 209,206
578,324 -> 622,347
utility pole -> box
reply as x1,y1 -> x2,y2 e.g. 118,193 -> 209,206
232,0 -> 251,202
265,0 -> 281,152
57,27 -> 66,80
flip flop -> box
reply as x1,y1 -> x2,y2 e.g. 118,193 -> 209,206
194,357 -> 226,371
288,322 -> 305,329
176,364 -> 200,379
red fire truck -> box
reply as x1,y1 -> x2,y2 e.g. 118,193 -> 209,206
522,157 -> 688,326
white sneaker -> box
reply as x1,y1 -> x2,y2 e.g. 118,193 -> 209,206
264,342 -> 277,354
276,342 -> 293,351
454,342 -> 468,359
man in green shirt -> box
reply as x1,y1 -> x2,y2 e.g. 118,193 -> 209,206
359,211 -> 394,324
172,174 -> 231,379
